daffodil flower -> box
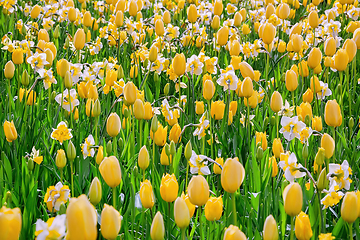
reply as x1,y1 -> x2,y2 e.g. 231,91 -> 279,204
81,134 -> 95,159
29,146 -> 43,165
327,160 -> 352,190
44,182 -> 70,211
55,89 -> 80,113
189,151 -> 211,175
299,127 -> 313,145
35,214 -> 66,240
279,116 -> 306,141
240,113 -> 255,127
37,68 -> 57,90
51,121 -> 73,145
278,152 -> 306,182
186,55 -> 204,76
280,100 -> 295,117
193,112 -> 210,140
316,81 -> 332,100
217,69 -> 238,91
321,186 -> 344,209
27,52 -> 49,71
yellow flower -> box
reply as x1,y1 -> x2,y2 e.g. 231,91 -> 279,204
51,121 -> 72,144
0,206 -> 22,240
318,233 -> 335,240
160,173 -> 178,202
295,212 -> 313,240
204,196 -> 223,221
44,182 -> 70,212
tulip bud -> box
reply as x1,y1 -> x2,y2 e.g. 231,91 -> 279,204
188,175 -> 209,206
174,197 -> 190,229
56,149 -> 67,169
151,212 -> 165,240
4,61 -> 15,79
66,140 -> 76,161
151,115 -> 158,133
138,145 -> 150,170
295,212 -> 313,240
164,83 -> 170,96
170,140 -> 176,156
184,140 -> 192,160
341,192 -> 358,224
0,206 -> 22,240
283,182 -> 303,217
88,177 -> 102,206
99,156 -> 122,188
164,143 -> 171,157
270,91 -> 283,113
263,215 -> 278,240
95,146 -> 104,165
106,113 -> 121,137
27,158 -> 34,171
21,69 -> 30,87
314,147 -> 325,166
270,116 -> 276,126
317,168 -> 328,192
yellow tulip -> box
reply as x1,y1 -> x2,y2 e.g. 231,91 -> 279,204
296,102 -> 312,121
151,124 -> 167,146
66,194 -> 97,240
229,40 -> 241,56
181,192 -> 196,218
341,192 -> 358,224
30,5 -> 41,19
12,48 -> 24,65
233,12 -> 242,27
353,28 -> 360,49
3,120 -> 17,142
310,76 -> 321,93
285,69 -> 298,92
334,48 -> 349,72
124,81 -> 137,105
172,53 -> 186,77
74,29 -> 86,50
83,11 -> 92,27
203,79 -> 215,100
151,212 -> 165,240
241,77 -> 253,98
295,212 -> 313,240
115,11 -> 124,27
312,116 -> 322,132
324,37 -> 336,56
256,132 -> 267,151
187,4 -> 198,23
308,10 -> 319,28
169,123 -> 181,144
324,99 -> 342,127
0,206 -> 22,240
278,3 -> 290,19
99,156 -> 122,188
213,157 -> 224,174
298,60 -> 309,77
211,101 -> 225,120
88,177 -> 102,206
272,138 -> 285,159
302,88 -> 313,103
96,146 -> 104,165
149,45 -> 158,63
38,29 -> 49,42
263,215 -> 278,240
4,61 -> 15,79
242,24 -> 251,35
262,23 -> 276,45
217,26 -> 229,46
128,0 -> 138,16
269,156 -> 278,177
138,145 -> 150,170
211,15 -> 220,30
106,113 -> 121,137
283,182 -> 303,217
244,90 -> 258,108
223,225 -> 247,240
57,59 -> 70,78
213,1 -> 223,16
160,173 -> 178,202
195,101 -> 205,115
270,91 -> 283,113
204,196 -> 223,221
174,197 -> 190,229
101,204 -> 121,240
239,61 -> 255,79
144,102 -> 153,120
68,7 -> 77,22
277,41 -> 286,53
133,99 -> 145,120
221,158 -> 245,193
155,19 -> 164,36
321,133 -> 335,159
56,149 -> 67,169
307,47 -> 322,69
188,175 -> 210,206
140,180 -> 155,209
266,4 -> 275,19
343,39 -> 357,63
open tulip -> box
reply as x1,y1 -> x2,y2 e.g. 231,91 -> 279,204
321,133 -> 335,159
3,120 -> 18,142
295,212 -> 313,240
188,175 -> 209,206
174,197 -> 190,229
151,212 -> 165,240
205,196 -> 223,221
101,204 -> 121,240
106,113 -> 121,137
221,157 -> 245,193
263,215 -> 278,240
283,182 -> 303,217
0,206 -> 22,240
324,100 -> 342,127
66,194 -> 97,240
169,123 -> 181,144
160,173 -> 178,202
140,180 -> 155,209
296,102 -> 312,121
99,156 -> 122,188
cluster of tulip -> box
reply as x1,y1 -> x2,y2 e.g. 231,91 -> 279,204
1,0 -> 360,238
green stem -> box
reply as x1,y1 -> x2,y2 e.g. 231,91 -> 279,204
290,217 -> 295,240
139,119 -> 143,147
208,100 -> 214,159
349,223 -> 353,240
247,102 -> 251,143
232,192 -> 237,226
167,202 -> 171,240
113,187 -> 117,209
276,112 -> 279,138
181,228 -> 186,240
70,161 -> 74,196
199,207 -> 204,240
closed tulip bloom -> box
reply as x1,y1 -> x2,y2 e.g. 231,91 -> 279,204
0,206 -> 22,240
187,4 -> 198,23
140,180 -> 155,209
353,28 -> 360,49
262,23 -> 276,45
99,156 -> 122,188
3,120 -> 18,142
149,45 -> 158,62
296,102 -> 312,120
106,113 -> 121,137
151,124 -> 167,146
270,156 -> 278,177
188,175 -> 209,206
241,77 -> 253,98
229,40 -> 241,56
223,225 -> 247,240
233,12 -> 242,27
203,79 -> 215,100
174,197 -> 190,229
265,4 -> 275,19
56,149 -> 67,169
169,123 -> 181,144
68,7 -> 77,22
181,192 -> 196,218
221,158 -> 245,193
144,102 -> 153,120
334,49 -> 349,72
211,101 -> 225,120
115,11 -> 124,27
155,19 -> 164,36
57,59 -> 70,78
343,39 -> 357,62
133,99 -> 145,120
270,91 -> 283,113
217,26 -> 229,46
285,69 -> 298,92
321,133 -> 335,159
73,29 -> 85,50
101,204 -> 121,240
151,212 -> 165,240
244,90 -> 258,108
30,4 -> 41,18
205,196 -> 223,221
277,41 -> 286,53
195,101 -> 205,115
213,1 -> 223,15
128,0 -> 138,16
307,48 -> 322,69
278,3 -> 290,19
83,11 -> 92,27
312,116 -> 322,132
124,81 -> 137,105
341,192 -> 358,224
356,191 -> 360,218
295,212 -> 313,240
308,10 -> 319,28
310,76 -> 321,93
66,194 -> 97,240
4,61 -> 15,79
239,61 -> 255,79
96,146 -> 104,165
283,182 -> 303,217
256,132 -> 267,151
263,215 -> 278,240
89,177 -> 102,206
211,15 -> 220,30
324,37 -> 336,56
38,29 -> 49,42
272,138 -> 284,158
324,100 -> 342,127
160,173 -> 178,202
213,157 -> 224,174
172,53 -> 186,77
298,60 -> 309,77
138,145 -> 150,170
302,88 -> 313,103
12,48 -> 23,65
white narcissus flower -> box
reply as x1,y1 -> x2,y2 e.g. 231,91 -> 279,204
316,81 -> 332,100
27,52 -> 49,71
55,89 -> 80,113
35,214 -> 66,240
193,112 -> 210,140
279,116 -> 306,141
81,134 -> 96,159
217,69 -> 238,91
186,55 -> 204,76
278,152 -> 306,182
189,150 -> 211,175
327,160 -> 352,190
